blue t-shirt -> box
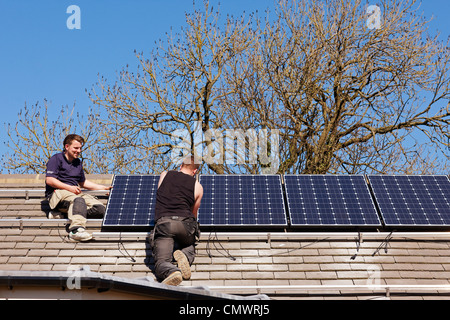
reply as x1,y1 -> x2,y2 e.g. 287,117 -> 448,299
45,152 -> 86,197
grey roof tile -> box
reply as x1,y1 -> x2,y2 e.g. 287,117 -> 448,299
1,174 -> 450,300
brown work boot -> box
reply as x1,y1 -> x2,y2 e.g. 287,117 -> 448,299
173,250 -> 191,280
161,271 -> 183,286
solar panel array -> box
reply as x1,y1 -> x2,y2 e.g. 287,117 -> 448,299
102,175 -> 159,229
102,173 -> 450,231
368,175 -> 450,226
284,175 -> 381,226
198,175 -> 287,227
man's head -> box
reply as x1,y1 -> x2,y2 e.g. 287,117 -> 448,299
180,155 -> 200,176
63,134 -> 85,161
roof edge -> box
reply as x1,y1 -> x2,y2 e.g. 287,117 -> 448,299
0,269 -> 269,300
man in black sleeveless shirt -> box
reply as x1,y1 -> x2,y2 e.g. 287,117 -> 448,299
152,156 -> 203,285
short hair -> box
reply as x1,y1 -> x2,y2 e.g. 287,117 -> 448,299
63,134 -> 85,149
181,155 -> 200,170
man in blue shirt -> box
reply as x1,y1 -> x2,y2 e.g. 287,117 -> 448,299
46,134 -> 111,241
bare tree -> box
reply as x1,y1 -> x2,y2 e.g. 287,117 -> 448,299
90,0 -> 449,175
225,0 -> 450,174
4,0 -> 449,175
89,1 -> 261,174
2,101 -> 106,174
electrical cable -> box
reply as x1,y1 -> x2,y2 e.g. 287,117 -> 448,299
205,230 -> 236,261
118,231 -> 136,262
201,232 -> 331,261
372,231 -> 394,256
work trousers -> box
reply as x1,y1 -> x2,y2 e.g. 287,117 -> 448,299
48,189 -> 105,231
151,216 -> 199,281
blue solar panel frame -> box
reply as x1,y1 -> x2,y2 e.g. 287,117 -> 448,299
102,174 -> 159,230
284,175 -> 382,227
198,174 -> 288,228
367,175 -> 450,227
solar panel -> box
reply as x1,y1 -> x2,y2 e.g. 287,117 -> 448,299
198,175 -> 287,227
367,175 -> 450,226
102,175 -> 159,229
284,175 -> 381,226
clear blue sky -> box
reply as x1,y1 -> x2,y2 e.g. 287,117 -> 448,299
0,0 -> 449,170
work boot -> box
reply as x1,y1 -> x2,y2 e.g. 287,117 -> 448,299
162,271 -> 183,286
69,227 -> 93,242
173,250 -> 191,280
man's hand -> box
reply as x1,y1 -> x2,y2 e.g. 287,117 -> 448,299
104,186 -> 113,196
67,185 -> 82,195
46,177 -> 82,195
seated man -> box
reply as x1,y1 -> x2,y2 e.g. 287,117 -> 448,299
152,155 -> 203,285
45,134 -> 111,242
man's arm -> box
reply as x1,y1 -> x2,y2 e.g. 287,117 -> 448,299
46,177 -> 81,195
79,179 -> 112,191
46,177 -> 111,194
157,171 -> 168,189
191,181 -> 203,218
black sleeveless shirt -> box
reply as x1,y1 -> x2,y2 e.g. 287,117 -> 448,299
154,170 -> 196,221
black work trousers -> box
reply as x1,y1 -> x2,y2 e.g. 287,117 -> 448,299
152,216 -> 198,281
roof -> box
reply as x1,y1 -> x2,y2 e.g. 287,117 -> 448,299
1,174 -> 450,300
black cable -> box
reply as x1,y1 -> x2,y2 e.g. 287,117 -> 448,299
58,222 -> 70,242
351,231 -> 362,260
212,230 -> 236,261
118,232 -> 136,263
201,232 -> 331,261
205,230 -> 236,261
372,231 -> 394,256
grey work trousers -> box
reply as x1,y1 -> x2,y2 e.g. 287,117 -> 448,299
151,216 -> 198,281
48,189 -> 105,231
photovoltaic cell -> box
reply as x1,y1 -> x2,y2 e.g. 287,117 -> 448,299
198,175 -> 287,226
102,175 -> 159,228
367,175 -> 450,226
284,175 -> 381,226
101,173 -> 449,231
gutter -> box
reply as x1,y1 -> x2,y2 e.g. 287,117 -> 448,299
0,269 -> 269,300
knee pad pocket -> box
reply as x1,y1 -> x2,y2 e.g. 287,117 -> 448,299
87,204 -> 106,218
73,197 -> 87,217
